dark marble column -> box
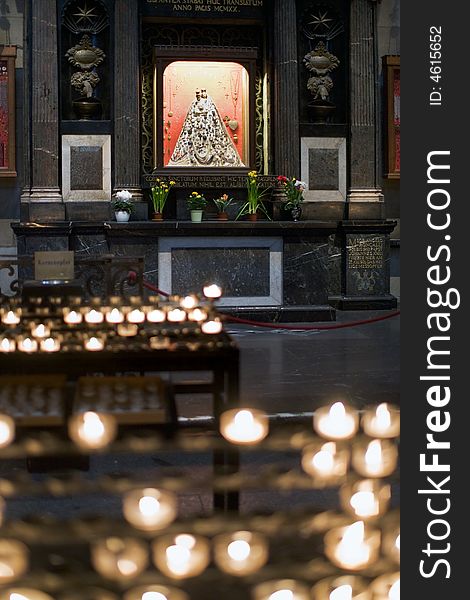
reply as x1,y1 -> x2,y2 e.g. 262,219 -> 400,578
272,0 -> 300,177
114,0 -> 142,199
348,0 -> 384,217
29,0 -> 64,218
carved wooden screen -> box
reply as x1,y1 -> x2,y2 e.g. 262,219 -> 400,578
0,46 -> 17,177
383,55 -> 400,179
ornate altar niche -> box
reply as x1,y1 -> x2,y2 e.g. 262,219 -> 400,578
153,46 -> 257,174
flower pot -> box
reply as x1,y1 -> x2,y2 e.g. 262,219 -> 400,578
190,210 -> 203,223
217,212 -> 229,221
290,206 -> 302,221
152,212 -> 163,221
247,213 -> 258,222
115,211 -> 130,222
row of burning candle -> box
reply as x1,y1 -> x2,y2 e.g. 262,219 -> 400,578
0,321 -> 224,353
0,526 -> 399,597
0,577 -> 399,600
0,286 -> 224,327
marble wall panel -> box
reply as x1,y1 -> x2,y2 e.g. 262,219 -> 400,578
283,239 -> 330,305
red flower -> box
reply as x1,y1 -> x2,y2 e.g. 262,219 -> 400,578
277,175 -> 288,183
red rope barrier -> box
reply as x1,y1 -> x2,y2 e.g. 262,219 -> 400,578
129,272 -> 400,331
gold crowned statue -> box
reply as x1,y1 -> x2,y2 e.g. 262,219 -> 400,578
168,89 -> 244,167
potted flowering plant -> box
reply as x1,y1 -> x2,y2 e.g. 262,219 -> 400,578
277,176 -> 307,221
213,193 -> 233,221
112,190 -> 134,222
187,191 -> 208,222
151,178 -> 176,221
236,170 -> 271,221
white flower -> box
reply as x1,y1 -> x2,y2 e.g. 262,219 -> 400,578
295,180 -> 307,191
116,189 -> 132,201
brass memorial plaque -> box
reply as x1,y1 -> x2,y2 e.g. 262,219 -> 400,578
348,237 -> 384,270
34,251 -> 75,281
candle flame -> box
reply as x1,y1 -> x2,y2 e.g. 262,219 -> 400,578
201,319 -> 222,334
3,310 -> 20,324
388,578 -> 400,600
313,449 -> 335,473
80,412 -> 105,442
127,309 -> 145,323
147,309 -> 166,323
175,534 -> 196,550
181,295 -> 197,309
350,490 -> 379,517
227,539 -> 251,561
330,585 -> 353,600
0,561 -> 14,577
107,308 -> 124,323
86,309 -> 104,323
268,591 -> 294,600
117,558 -> 138,575
32,324 -> 47,337
65,309 -> 82,323
395,533 -> 400,550
235,410 -> 254,428
142,593 -> 168,600
376,403 -> 392,428
0,338 -> 12,352
365,440 -> 383,469
330,402 -> 346,419
139,495 -> 161,517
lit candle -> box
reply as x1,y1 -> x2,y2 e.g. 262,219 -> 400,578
0,414 -> 15,448
188,308 -> 207,322
123,488 -> 177,531
382,522 -> 400,564
91,537 -> 148,581
85,336 -> 105,351
31,323 -> 50,338
127,308 -> 146,324
252,580 -> 310,600
301,441 -> 349,482
330,586 -> 352,600
18,338 -> 38,353
152,534 -> 210,579
180,295 -> 198,309
314,402 -> 359,440
0,540 -> 29,583
40,337 -> 60,352
117,323 -> 138,337
63,309 -> 83,324
147,308 -> 166,323
123,585 -> 189,600
362,403 -> 400,438
106,308 -> 124,324
220,409 -> 269,445
85,309 -> 104,324
340,479 -> 391,520
6,591 -> 54,600
324,521 -> 380,570
68,411 -> 117,450
167,308 -> 186,323
203,284 -> 222,299
369,573 -> 400,600
213,531 -> 268,576
311,576 -> 371,600
2,310 -> 20,325
201,318 -> 223,334
352,439 -> 398,478
0,337 -> 15,352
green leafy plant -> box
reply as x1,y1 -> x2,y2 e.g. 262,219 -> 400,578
187,191 -> 208,211
112,190 -> 134,214
151,178 -> 176,214
277,175 -> 307,208
213,193 -> 234,213
236,170 -> 271,220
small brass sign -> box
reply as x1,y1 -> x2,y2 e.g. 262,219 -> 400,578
34,251 -> 75,281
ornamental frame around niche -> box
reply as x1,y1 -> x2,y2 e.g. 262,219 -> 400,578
383,55 -> 400,179
0,46 -> 17,177
153,45 -> 258,174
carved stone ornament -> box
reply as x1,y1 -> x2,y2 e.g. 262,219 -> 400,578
303,41 -> 340,76
66,34 -> 105,70
304,41 -> 340,103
